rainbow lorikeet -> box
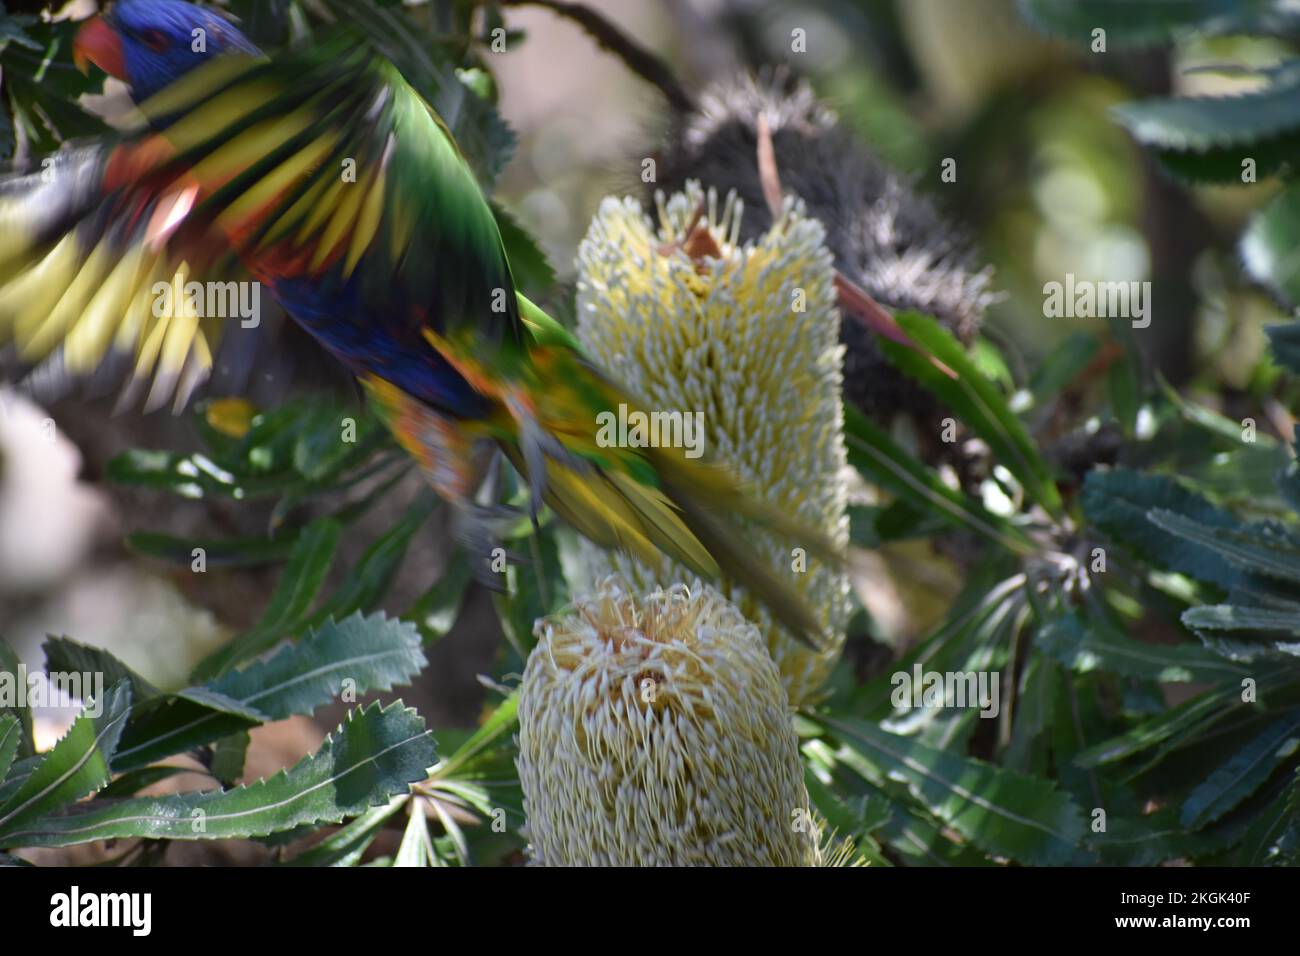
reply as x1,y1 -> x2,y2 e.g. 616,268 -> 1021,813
0,0 -> 840,645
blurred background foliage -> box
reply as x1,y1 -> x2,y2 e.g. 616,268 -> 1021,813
1,0 -> 1299,865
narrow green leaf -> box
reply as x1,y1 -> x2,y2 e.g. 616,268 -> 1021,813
192,517 -> 342,680
315,496 -> 435,622
1030,332 -> 1100,402
1074,685 -> 1241,766
0,716 -> 20,786
843,404 -> 1032,554
0,642 -> 34,760
0,681 -> 131,840
126,531 -> 298,568
882,311 -> 1061,514
1091,809 -> 1233,865
492,529 -> 564,656
394,800 -> 434,867
281,799 -> 404,866
1234,768 -> 1300,865
434,693 -> 518,780
96,766 -> 197,800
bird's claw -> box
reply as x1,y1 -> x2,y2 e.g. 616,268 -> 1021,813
453,503 -> 530,592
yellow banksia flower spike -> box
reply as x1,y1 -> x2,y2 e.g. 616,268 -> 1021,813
573,183 -> 851,706
516,579 -> 820,866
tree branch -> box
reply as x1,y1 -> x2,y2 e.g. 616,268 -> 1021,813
500,0 -> 695,114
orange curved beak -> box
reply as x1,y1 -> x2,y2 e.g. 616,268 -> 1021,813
73,15 -> 127,80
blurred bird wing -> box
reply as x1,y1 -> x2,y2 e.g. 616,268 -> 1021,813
1,42 -> 526,411
0,139 -> 247,412
143,44 -> 529,353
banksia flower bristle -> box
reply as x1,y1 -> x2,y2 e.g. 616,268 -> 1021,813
574,184 -> 850,706
516,579 -> 819,866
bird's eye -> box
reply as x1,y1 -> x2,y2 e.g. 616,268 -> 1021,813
141,29 -> 169,52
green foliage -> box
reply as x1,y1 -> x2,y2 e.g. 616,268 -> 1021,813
0,7 -> 108,158
3,0 -> 1298,869
1019,0 -> 1299,48
0,697 -> 435,848
0,613 -> 439,857
1025,0 -> 1300,328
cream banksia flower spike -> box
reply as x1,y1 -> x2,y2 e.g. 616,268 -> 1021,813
574,183 -> 851,706
515,579 -> 820,866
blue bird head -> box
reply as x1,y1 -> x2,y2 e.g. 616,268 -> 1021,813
75,0 -> 259,101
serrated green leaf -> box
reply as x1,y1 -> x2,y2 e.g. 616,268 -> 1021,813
1082,468 -> 1246,590
492,200 -> 555,294
1039,611 -> 1251,682
1018,0 -> 1285,48
1181,713 -> 1300,828
1266,321 -> 1300,373
1114,69 -> 1300,153
109,699 -> 259,775
1074,685 -> 1242,766
1183,602 -> 1300,636
41,637 -> 159,703
1234,767 -> 1300,864
826,716 -> 1093,865
0,681 -> 131,841
1244,182 -> 1300,307
805,767 -> 892,842
112,613 -> 426,771
211,613 -> 426,723
0,700 -> 435,847
1149,508 -> 1300,585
